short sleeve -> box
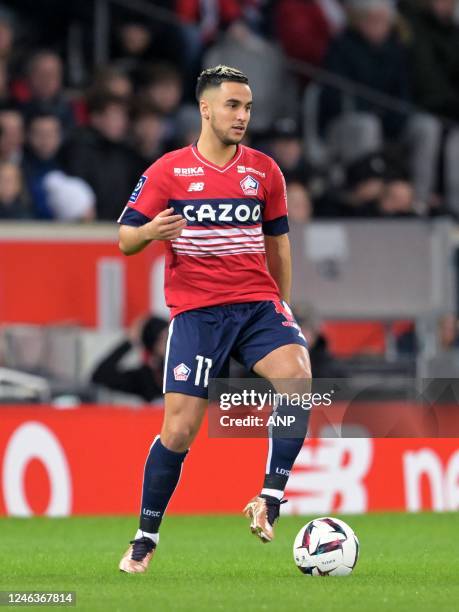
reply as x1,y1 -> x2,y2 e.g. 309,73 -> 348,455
262,159 -> 289,236
117,158 -> 168,226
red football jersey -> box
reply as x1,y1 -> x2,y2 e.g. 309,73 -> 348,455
118,143 -> 289,317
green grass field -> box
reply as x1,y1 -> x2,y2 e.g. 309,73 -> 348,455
1,513 -> 458,612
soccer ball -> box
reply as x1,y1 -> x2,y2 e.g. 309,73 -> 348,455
293,517 -> 359,576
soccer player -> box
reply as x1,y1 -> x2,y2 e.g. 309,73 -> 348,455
117,65 -> 311,573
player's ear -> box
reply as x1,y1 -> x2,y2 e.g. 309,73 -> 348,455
200,99 -> 210,121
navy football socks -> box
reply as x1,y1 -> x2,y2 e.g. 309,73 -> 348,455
138,436 -> 188,535
261,402 -> 310,500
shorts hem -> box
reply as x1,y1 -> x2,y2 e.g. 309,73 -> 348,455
164,388 -> 208,400
246,338 -> 308,372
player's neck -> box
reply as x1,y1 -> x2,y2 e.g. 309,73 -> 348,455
195,136 -> 238,168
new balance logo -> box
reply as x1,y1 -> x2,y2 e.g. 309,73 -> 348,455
188,182 -> 205,192
174,167 -> 204,176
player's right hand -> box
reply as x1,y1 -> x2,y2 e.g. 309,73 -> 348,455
141,207 -> 187,241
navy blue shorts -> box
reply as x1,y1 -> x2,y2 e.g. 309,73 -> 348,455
163,300 -> 307,399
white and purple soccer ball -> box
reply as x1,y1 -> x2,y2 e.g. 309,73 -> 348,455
293,517 -> 359,577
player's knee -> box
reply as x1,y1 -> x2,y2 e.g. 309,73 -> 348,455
285,354 -> 312,380
161,423 -> 197,452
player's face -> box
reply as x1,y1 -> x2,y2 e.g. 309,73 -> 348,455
205,82 -> 252,146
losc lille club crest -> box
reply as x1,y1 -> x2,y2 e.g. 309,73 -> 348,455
173,363 -> 191,381
240,175 -> 259,196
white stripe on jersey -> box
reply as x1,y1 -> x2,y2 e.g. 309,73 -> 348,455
174,244 -> 265,255
173,238 -> 264,250
180,226 -> 262,238
173,224 -> 265,256
174,235 -> 264,246
172,248 -> 266,258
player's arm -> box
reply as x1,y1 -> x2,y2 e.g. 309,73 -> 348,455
265,233 -> 292,303
119,208 -> 186,256
118,161 -> 186,256
264,159 -> 291,302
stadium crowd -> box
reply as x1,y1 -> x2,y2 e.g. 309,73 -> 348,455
0,0 -> 459,222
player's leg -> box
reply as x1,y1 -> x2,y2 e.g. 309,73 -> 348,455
119,392 -> 207,573
120,306 -> 236,573
140,391 -> 208,532
254,343 -> 311,492
245,344 -> 312,542
235,301 -> 311,542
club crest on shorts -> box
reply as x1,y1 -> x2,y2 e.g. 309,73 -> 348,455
173,363 -> 191,381
240,175 -> 259,196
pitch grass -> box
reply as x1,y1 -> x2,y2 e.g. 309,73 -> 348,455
0,513 -> 458,612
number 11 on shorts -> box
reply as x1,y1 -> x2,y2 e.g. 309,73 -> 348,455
195,355 -> 212,387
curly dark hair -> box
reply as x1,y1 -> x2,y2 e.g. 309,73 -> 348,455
195,65 -> 249,102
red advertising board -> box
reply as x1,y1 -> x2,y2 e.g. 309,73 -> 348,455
0,405 -> 458,517
0,231 -> 164,326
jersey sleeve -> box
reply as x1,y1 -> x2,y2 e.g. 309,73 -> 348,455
117,158 -> 168,226
262,159 -> 289,236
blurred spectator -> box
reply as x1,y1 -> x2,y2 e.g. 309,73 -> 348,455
267,117 -> 311,183
93,66 -> 133,100
60,92 -> 140,220
319,0 -> 439,212
401,0 -> 459,215
203,20 -> 296,134
275,0 -> 345,84
141,64 -> 182,115
401,0 -> 459,120
320,0 -> 407,141
111,21 -> 156,87
0,160 -> 29,218
317,151 -> 413,217
20,50 -> 75,132
91,315 -> 168,402
22,111 -> 95,221
75,66 -> 134,126
286,181 -> 313,223
294,303 -> 347,378
111,16 -> 184,87
139,63 -> 183,142
22,111 -> 61,218
0,107 -> 24,162
130,102 -> 168,167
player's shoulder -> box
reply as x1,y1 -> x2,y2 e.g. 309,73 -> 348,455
143,146 -> 194,176
241,145 -> 279,172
